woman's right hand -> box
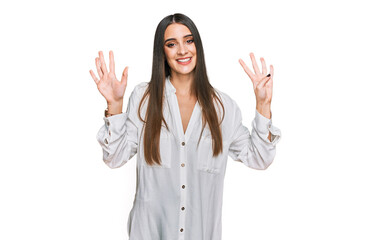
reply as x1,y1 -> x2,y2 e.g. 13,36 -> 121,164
90,50 -> 128,112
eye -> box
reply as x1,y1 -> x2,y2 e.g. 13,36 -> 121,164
166,43 -> 175,48
186,39 -> 194,44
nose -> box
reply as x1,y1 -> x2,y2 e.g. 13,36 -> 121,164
177,42 -> 188,55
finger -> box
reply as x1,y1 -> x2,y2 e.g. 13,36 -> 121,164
267,65 -> 274,88
250,52 -> 261,75
261,57 -> 267,75
95,57 -> 103,79
109,50 -> 115,73
121,66 -> 129,85
265,76 -> 273,88
239,58 -> 254,80
256,75 -> 271,89
99,51 -> 108,74
89,70 -> 99,85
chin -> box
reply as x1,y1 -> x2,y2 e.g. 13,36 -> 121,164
174,66 -> 196,75
176,70 -> 195,76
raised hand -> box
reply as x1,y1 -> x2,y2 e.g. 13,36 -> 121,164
90,50 -> 128,113
239,52 -> 273,105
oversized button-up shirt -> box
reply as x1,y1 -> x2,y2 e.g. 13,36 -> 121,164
96,76 -> 282,240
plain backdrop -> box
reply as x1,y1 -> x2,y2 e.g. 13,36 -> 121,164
1,0 -> 370,239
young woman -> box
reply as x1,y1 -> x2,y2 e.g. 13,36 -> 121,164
91,13 -> 281,240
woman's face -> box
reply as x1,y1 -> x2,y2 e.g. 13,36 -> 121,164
164,23 -> 197,77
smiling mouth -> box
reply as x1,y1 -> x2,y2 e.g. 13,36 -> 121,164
177,57 -> 191,63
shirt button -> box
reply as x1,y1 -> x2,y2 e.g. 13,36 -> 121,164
182,185 -> 185,189
104,138 -> 108,144
181,207 -> 185,211
181,141 -> 185,146
106,121 -> 110,126
180,228 -> 184,232
181,163 -> 185,167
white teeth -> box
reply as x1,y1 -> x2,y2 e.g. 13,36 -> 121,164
177,58 -> 191,62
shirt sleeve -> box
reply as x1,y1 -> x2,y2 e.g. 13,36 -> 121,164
96,89 -> 139,169
228,100 -> 282,170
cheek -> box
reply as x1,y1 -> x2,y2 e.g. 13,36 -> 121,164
192,50 -> 197,62
164,48 -> 176,59
191,46 -> 197,58
164,49 -> 172,61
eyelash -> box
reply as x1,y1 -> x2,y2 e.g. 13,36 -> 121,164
166,39 -> 194,48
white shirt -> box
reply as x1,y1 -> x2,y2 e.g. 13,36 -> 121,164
96,76 -> 282,240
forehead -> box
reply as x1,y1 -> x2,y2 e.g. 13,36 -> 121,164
164,23 -> 192,39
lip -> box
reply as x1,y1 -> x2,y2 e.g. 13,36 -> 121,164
176,57 -> 192,65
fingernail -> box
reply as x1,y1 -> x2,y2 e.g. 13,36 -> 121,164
267,74 -> 271,77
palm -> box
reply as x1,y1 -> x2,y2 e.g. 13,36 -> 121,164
239,52 -> 274,104
97,71 -> 126,103
89,50 -> 128,104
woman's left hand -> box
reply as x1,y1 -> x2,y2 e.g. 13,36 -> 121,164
239,52 -> 273,105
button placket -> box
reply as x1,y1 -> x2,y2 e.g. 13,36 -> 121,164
178,139 -> 187,240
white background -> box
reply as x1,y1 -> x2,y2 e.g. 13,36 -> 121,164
1,0 -> 370,239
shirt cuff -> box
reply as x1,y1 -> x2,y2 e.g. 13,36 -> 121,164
253,109 -> 282,145
102,112 -> 128,141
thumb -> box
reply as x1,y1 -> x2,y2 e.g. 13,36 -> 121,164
121,66 -> 129,85
256,75 -> 271,89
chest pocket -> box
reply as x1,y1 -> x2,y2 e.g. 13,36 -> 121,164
139,127 -> 172,168
197,135 -> 224,174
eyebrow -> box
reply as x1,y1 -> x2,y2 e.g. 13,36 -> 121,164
164,34 -> 193,44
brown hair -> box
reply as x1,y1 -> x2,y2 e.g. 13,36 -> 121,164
138,13 -> 225,166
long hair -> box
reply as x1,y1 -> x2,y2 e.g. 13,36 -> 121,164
138,13 -> 225,166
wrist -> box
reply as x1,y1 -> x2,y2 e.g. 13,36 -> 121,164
106,100 -> 123,116
256,102 -> 271,119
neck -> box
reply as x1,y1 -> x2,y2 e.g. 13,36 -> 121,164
169,72 -> 195,97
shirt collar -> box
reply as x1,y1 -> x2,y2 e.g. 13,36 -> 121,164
165,75 -> 176,95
